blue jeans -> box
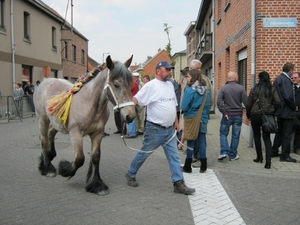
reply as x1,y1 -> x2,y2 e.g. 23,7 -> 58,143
186,123 -> 207,159
128,119 -> 137,137
127,122 -> 183,183
219,115 -> 242,159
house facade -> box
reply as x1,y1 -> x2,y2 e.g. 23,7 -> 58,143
0,0 -> 88,96
192,0 -> 300,142
172,49 -> 187,82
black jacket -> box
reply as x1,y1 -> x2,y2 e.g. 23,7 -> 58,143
274,73 -> 296,119
246,86 -> 280,119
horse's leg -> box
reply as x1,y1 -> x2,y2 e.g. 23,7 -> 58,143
58,130 -> 84,178
38,120 -> 57,177
85,133 -> 109,195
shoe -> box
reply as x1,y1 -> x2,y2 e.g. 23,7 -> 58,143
218,154 -> 227,161
173,180 -> 195,195
295,149 -> 300,155
230,155 -> 239,161
125,173 -> 138,187
280,157 -> 297,163
192,160 -> 200,168
180,166 -> 192,173
124,135 -> 136,139
192,157 -> 198,163
103,132 -> 110,137
137,131 -> 144,135
113,130 -> 122,134
199,158 -> 207,173
264,162 -> 271,169
253,158 -> 263,163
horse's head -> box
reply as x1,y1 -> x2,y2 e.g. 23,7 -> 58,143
105,55 -> 136,123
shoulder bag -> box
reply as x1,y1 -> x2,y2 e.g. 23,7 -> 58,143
256,98 -> 278,133
184,91 -> 208,141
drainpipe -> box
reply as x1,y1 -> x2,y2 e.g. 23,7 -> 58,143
10,0 -> 15,93
249,0 -> 256,147
212,0 -> 215,111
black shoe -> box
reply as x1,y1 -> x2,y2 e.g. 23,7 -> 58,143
113,130 -> 122,134
253,158 -> 263,163
137,131 -> 144,135
103,132 -> 110,137
123,135 -> 136,139
264,162 -> 271,169
280,157 -> 297,163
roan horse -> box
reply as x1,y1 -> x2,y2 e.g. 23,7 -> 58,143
33,55 -> 136,195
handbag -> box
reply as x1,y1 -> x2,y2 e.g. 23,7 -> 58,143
256,98 -> 278,133
184,91 -> 208,141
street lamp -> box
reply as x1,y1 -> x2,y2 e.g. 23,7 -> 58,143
102,52 -> 110,63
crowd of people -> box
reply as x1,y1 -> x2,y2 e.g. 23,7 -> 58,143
121,60 -> 300,195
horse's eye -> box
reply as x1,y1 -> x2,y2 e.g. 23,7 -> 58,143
114,84 -> 119,88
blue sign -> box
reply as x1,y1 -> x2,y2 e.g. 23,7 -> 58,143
263,18 -> 297,28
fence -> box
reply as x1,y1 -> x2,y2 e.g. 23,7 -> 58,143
0,96 -> 35,122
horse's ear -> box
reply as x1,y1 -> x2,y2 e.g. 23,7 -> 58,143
124,55 -> 133,68
106,55 -> 114,70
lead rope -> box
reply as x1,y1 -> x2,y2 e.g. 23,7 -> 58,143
121,129 -> 193,153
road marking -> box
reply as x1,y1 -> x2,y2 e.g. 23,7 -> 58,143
183,169 -> 246,225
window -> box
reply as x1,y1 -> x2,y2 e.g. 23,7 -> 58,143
24,11 -> 30,40
64,41 -> 68,59
238,49 -> 247,91
0,0 -> 6,32
81,49 -> 85,65
72,44 -> 76,62
52,27 -> 56,51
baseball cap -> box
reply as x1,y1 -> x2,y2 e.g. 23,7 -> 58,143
155,61 -> 174,69
132,72 -> 140,76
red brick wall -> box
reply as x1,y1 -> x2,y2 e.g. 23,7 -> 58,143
61,29 -> 88,80
143,50 -> 171,78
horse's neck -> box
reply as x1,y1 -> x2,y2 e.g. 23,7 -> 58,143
88,68 -> 109,105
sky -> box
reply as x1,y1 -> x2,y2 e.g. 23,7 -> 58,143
42,0 -> 201,65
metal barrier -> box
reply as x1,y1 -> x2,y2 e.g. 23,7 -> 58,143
0,96 -> 22,122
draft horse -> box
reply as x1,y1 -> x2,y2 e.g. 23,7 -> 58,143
33,55 -> 136,195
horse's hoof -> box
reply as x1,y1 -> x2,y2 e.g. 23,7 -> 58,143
97,190 -> 109,196
46,172 -> 57,177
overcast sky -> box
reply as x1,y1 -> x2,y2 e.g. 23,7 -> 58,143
42,0 -> 201,65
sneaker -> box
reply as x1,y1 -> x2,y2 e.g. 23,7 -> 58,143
125,173 -> 138,187
230,155 -> 239,161
192,160 -> 200,168
218,154 -> 227,160
173,180 -> 195,195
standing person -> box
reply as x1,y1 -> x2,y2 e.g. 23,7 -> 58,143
13,83 -> 24,118
34,80 -> 40,91
177,67 -> 189,151
180,69 -> 210,173
124,72 -> 139,138
271,63 -> 298,162
125,61 -> 195,195
246,71 -> 281,169
189,59 -> 213,167
133,72 -> 145,135
217,71 -> 248,161
142,74 -> 150,84
291,72 -> 300,155
167,75 -> 181,121
24,81 -> 35,113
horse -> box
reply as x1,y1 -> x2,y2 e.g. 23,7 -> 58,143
33,55 -> 136,195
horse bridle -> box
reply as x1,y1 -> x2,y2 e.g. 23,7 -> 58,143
103,69 -> 134,111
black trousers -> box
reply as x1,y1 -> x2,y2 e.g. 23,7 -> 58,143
251,114 -> 272,163
272,117 -> 293,159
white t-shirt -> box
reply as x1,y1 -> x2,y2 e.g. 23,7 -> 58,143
134,78 -> 177,127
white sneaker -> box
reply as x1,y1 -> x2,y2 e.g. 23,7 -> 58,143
218,154 -> 227,160
230,155 -> 239,161
192,160 -> 200,168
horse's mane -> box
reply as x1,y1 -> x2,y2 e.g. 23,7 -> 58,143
109,61 -> 133,85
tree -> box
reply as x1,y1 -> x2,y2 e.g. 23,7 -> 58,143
163,23 -> 175,66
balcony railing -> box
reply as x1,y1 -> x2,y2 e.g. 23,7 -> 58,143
196,33 -> 213,58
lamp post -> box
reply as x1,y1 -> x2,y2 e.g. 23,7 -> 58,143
102,52 -> 110,63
